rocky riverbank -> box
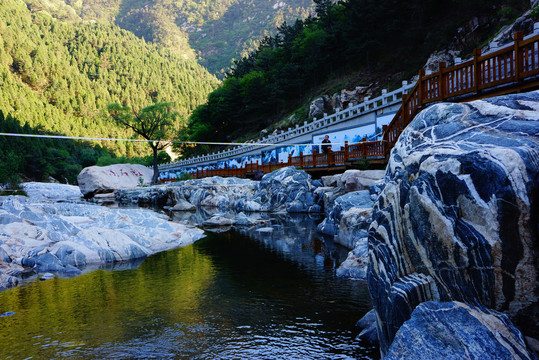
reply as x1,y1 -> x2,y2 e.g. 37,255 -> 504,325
0,183 -> 204,290
114,167 -> 386,280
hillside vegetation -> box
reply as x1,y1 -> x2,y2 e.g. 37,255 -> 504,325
24,0 -> 316,75
180,0 -> 530,157
0,0 -> 219,159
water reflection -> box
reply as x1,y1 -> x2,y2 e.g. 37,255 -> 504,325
0,212 -> 377,359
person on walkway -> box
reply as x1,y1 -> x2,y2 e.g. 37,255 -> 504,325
321,135 -> 331,154
321,135 -> 332,165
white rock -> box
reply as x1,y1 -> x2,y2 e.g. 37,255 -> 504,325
203,215 -> 235,226
22,182 -> 82,201
0,196 -> 205,289
77,164 -> 153,197
337,169 -> 385,192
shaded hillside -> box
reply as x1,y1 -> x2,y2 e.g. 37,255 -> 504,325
0,0 -> 219,157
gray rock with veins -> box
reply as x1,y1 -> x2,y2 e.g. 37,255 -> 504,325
367,91 -> 539,354
385,301 -> 535,360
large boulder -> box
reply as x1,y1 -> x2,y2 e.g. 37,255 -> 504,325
336,237 -> 369,279
385,301 -> 535,360
336,169 -> 385,193
77,164 -> 153,198
250,167 -> 319,213
368,91 -> 539,354
309,96 -> 328,119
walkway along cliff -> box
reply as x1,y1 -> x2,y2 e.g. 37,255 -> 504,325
161,31 -> 539,180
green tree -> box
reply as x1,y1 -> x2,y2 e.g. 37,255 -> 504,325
107,102 -> 180,184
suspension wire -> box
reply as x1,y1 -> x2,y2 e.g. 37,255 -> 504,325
0,132 -> 382,147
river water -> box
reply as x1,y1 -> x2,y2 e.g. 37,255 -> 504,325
0,212 -> 378,359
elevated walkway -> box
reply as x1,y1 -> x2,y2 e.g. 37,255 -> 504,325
161,32 -> 539,180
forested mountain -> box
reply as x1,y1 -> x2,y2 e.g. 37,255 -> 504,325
23,0 -> 316,75
0,0 -> 219,160
179,0 -> 531,157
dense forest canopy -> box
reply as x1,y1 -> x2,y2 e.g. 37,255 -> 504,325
180,0 -> 530,157
0,0 -> 219,160
23,0 -> 317,75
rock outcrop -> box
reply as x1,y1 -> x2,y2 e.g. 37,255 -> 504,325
317,190 -> 373,247
385,301 -> 534,360
0,190 -> 204,289
117,167 -> 322,214
308,86 -> 373,118
249,167 -> 320,213
315,170 -> 384,280
77,164 -> 153,198
309,96 -> 327,119
368,91 -> 539,355
117,176 -> 257,209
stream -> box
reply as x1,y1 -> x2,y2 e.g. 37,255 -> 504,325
0,210 -> 378,359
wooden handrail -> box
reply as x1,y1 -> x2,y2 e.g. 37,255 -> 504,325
381,31 -> 539,159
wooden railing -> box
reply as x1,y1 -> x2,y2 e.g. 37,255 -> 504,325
382,32 -> 539,157
163,32 -> 539,181
165,139 -> 384,180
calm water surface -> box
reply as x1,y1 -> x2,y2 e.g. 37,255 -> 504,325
0,213 -> 377,359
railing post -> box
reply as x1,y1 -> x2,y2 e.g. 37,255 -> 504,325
438,61 -> 446,100
313,149 -> 317,167
473,48 -> 481,94
299,152 -> 304,168
382,126 -> 388,157
362,138 -> 367,159
418,69 -> 425,107
288,153 -> 292,166
327,149 -> 332,166
514,31 -> 523,83
344,141 -> 349,161
401,94 -> 408,128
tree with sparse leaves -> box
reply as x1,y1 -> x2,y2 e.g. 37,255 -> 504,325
107,102 -> 180,184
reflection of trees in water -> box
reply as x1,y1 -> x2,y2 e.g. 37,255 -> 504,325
170,209 -> 348,272
0,244 -> 216,359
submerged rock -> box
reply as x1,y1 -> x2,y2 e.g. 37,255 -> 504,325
368,91 -> 539,354
355,309 -> 378,345
39,273 -> 55,281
